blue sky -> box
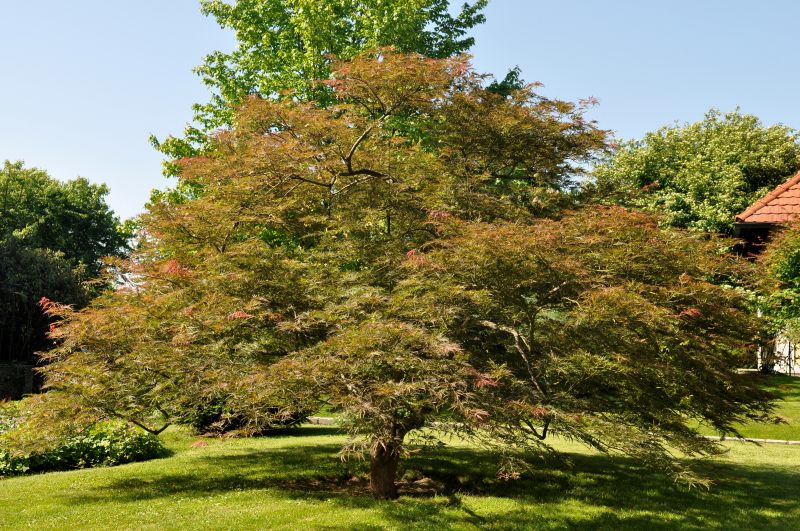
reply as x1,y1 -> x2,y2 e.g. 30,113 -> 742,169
2,0 -> 800,219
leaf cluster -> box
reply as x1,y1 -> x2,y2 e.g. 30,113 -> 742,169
0,161 -> 130,273
591,109 -> 800,233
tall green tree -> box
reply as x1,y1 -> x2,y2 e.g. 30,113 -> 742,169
0,161 -> 129,274
0,161 -> 128,377
591,110 -> 800,233
150,0 -> 487,174
23,52 -> 773,500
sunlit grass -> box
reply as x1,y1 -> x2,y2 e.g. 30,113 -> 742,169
1,424 -> 799,530
2,374 -> 798,529
700,374 -> 800,440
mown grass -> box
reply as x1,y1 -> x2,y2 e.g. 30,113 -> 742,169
1,374 -> 798,529
1,424 -> 800,530
700,373 -> 800,440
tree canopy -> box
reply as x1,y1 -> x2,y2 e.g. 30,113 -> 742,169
0,161 -> 127,378
151,0 -> 487,173
0,161 -> 129,274
591,110 -> 800,233
0,239 -> 87,368
22,52 -> 774,500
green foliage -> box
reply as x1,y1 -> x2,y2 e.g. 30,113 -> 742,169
0,161 -> 130,273
0,237 -> 87,365
0,238 -> 87,307
757,224 -> 800,342
152,0 -> 487,171
0,161 -> 125,367
486,66 -> 525,97
592,110 -> 800,233
0,402 -> 168,477
765,226 -> 800,290
0,402 -> 21,434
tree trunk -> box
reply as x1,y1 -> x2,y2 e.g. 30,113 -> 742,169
370,440 -> 400,500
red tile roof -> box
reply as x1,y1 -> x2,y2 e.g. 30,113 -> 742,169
736,171 -> 800,223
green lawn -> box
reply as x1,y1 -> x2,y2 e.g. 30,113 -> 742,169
700,374 -> 800,440
1,424 -> 800,530
2,374 -> 799,529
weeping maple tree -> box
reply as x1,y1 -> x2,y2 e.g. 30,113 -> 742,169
20,50 -> 773,499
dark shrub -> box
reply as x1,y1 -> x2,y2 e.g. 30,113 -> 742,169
184,397 -> 309,435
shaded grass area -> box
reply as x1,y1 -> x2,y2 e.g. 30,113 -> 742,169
1,425 -> 799,530
701,374 -> 800,440
313,376 -> 800,440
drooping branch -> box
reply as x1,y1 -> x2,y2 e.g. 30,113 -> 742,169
523,418 -> 551,440
106,408 -> 171,436
289,174 -> 334,188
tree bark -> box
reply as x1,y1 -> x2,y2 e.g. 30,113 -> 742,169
370,440 -> 400,500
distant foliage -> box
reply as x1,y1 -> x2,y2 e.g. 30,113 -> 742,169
592,110 -> 800,233
486,66 -> 525,97
0,161 -> 127,367
766,227 -> 800,290
759,224 -> 800,340
0,238 -> 87,365
0,402 -> 167,476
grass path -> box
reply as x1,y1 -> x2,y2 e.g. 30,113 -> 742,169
1,425 -> 800,530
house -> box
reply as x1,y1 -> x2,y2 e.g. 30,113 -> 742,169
734,170 -> 800,375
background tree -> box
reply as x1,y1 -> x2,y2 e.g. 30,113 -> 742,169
0,161 -> 130,274
756,223 -> 800,370
151,0 -> 487,175
0,161 -> 128,389
25,52 -> 773,500
591,110 -> 800,233
0,239 -> 87,371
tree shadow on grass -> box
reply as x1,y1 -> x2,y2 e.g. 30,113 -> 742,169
68,437 -> 800,530
258,425 -> 344,438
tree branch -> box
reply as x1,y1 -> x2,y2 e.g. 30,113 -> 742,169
107,408 -> 171,436
290,174 -> 333,188
479,319 -> 546,399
